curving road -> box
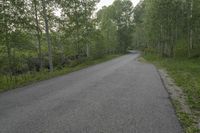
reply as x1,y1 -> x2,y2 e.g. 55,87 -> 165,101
0,52 -> 183,133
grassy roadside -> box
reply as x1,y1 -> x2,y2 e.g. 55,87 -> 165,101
142,53 -> 200,133
0,54 -> 122,93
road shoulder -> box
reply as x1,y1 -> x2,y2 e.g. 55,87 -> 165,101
138,57 -> 200,133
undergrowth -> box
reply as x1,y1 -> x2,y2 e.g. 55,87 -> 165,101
0,54 -> 121,92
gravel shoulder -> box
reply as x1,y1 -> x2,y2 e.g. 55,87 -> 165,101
158,69 -> 200,132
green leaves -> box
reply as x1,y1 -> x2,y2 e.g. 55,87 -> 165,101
97,0 -> 134,54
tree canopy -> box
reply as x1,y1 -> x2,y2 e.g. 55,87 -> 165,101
0,0 -> 134,77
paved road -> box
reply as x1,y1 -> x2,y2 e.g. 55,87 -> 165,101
0,53 -> 183,133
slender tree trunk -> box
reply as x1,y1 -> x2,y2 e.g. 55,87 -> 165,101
42,0 -> 53,72
189,29 -> 193,49
5,34 -> 12,78
58,33 -> 65,64
160,25 -> 164,57
175,24 -> 178,42
33,0 -> 43,70
76,23 -> 79,57
171,25 -> 174,57
188,0 -> 193,57
74,0 -> 80,57
83,0 -> 90,57
3,0 -> 12,78
86,43 -> 90,57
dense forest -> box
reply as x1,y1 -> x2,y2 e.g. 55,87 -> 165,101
132,0 -> 200,132
132,0 -> 200,58
0,0 -> 134,90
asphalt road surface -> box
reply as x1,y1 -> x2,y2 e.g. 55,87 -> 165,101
0,53 -> 183,133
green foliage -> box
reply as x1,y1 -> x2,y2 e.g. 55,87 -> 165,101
0,0 -> 135,91
97,0 -> 134,54
132,0 -> 200,57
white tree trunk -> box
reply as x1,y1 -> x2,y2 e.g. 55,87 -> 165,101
42,0 -> 53,71
86,43 -> 90,57
190,0 -> 193,49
